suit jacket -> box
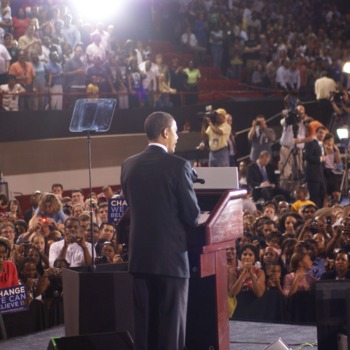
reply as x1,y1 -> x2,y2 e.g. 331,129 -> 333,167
304,139 -> 323,182
121,145 -> 200,279
246,162 -> 278,190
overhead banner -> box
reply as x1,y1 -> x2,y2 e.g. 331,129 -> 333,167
0,285 -> 29,314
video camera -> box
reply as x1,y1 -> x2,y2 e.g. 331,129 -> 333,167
198,105 -> 219,124
330,90 -> 350,104
283,95 -> 302,138
284,95 -> 302,126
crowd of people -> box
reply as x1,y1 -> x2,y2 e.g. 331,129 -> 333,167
156,0 -> 350,94
1,0 -> 350,337
0,0 -> 348,111
0,184 -> 125,332
0,0 -> 210,111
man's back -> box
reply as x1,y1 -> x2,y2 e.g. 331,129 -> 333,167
121,145 -> 200,278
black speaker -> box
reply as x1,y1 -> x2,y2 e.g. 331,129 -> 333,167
47,331 -> 134,350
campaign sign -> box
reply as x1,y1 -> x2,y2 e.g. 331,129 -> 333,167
0,285 -> 29,314
108,197 -> 128,224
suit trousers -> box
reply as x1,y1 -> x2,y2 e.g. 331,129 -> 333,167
132,273 -> 189,350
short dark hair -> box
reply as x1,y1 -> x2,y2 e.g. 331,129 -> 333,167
52,183 -> 63,191
239,244 -> 259,261
72,188 -> 83,195
316,126 -> 326,133
144,111 -> 174,140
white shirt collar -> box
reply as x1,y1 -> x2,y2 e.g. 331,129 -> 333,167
148,143 -> 168,153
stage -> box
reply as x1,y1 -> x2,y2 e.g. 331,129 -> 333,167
0,320 -> 317,350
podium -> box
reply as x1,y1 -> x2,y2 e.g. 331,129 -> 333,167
186,189 -> 245,349
62,189 -> 245,350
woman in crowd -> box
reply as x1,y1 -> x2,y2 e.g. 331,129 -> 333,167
0,221 -> 19,262
321,250 -> 350,280
99,241 -> 123,264
0,237 -> 19,288
283,252 -> 316,297
323,133 -> 342,205
230,244 -> 265,298
29,192 -> 66,228
279,212 -> 302,238
7,198 -> 22,220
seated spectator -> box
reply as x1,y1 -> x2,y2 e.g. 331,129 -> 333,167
0,237 -> 19,288
246,150 -> 291,202
0,74 -> 26,111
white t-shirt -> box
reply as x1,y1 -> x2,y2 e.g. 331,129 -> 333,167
49,239 -> 95,268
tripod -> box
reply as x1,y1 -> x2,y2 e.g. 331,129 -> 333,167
340,137 -> 349,197
279,124 -> 304,192
280,144 -> 304,191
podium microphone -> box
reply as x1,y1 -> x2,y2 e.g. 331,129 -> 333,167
191,169 -> 205,184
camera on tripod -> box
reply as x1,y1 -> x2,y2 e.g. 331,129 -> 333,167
330,90 -> 350,104
283,95 -> 302,138
198,105 -> 219,124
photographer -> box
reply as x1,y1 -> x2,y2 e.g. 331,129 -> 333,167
199,108 -> 231,167
248,114 -> 276,162
49,217 -> 94,267
278,99 -> 311,190
330,89 -> 350,126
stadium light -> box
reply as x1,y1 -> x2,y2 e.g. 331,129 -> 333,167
343,62 -> 350,74
72,0 -> 126,22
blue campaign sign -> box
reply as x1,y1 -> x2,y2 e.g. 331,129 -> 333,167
108,196 -> 128,223
0,285 -> 29,314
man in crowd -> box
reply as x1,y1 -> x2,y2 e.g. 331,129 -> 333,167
199,108 -> 231,167
71,189 -> 84,205
304,126 -> 327,209
49,217 -> 94,267
314,71 -> 337,127
248,114 -> 276,162
247,150 -> 291,202
121,111 -> 200,350
279,100 -> 310,191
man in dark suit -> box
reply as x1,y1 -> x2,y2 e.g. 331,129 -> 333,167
304,125 -> 327,208
247,150 -> 291,202
121,111 -> 200,350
